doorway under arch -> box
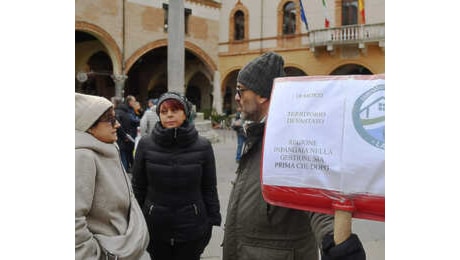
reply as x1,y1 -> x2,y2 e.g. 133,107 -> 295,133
285,66 -> 307,76
187,72 -> 211,111
75,28 -> 121,100
126,47 -> 214,110
222,70 -> 239,116
331,64 -> 372,75
77,50 -> 114,98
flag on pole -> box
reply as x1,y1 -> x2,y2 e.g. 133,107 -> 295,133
358,0 -> 366,24
299,0 -> 309,31
322,0 -> 330,28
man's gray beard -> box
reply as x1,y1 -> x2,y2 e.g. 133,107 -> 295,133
241,112 -> 255,122
241,113 -> 255,129
240,112 -> 247,120
241,111 -> 260,123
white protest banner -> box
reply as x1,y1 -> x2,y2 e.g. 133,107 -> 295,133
261,74 -> 384,221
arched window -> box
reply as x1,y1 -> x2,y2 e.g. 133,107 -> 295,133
234,10 -> 245,40
342,0 -> 358,25
283,2 -> 296,35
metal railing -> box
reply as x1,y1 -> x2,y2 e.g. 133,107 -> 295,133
309,23 -> 385,50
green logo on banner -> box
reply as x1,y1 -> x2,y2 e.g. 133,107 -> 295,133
352,84 -> 385,150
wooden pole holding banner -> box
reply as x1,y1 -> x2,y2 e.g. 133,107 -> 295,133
332,200 -> 354,244
334,209 -> 352,244
261,75 -> 386,243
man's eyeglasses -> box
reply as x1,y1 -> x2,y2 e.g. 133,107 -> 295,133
236,87 -> 249,98
99,117 -> 118,127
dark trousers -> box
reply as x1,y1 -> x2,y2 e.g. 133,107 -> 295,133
148,236 -> 207,260
119,143 -> 134,172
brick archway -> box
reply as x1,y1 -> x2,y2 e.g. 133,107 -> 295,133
125,40 -> 217,74
75,21 -> 122,74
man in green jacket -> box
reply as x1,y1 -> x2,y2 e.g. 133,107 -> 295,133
222,52 -> 366,260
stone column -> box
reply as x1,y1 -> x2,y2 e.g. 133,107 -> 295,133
112,74 -> 128,98
167,0 -> 185,94
213,70 -> 222,114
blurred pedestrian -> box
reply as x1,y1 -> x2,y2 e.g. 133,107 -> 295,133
115,95 -> 140,172
134,100 -> 144,118
75,93 -> 150,260
222,52 -> 366,260
132,92 -> 222,260
230,108 -> 246,163
140,98 -> 160,137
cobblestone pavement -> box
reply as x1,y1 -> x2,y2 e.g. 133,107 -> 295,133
201,129 -> 385,260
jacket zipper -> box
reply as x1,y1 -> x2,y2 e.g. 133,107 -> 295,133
148,204 -> 154,215
192,204 -> 198,215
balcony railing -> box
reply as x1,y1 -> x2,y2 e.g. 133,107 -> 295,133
309,23 -> 385,52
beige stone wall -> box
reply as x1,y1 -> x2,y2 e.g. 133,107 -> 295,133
76,0 -> 384,110
77,0 -> 220,73
75,0 -> 123,50
219,45 -> 384,94
187,14 -> 220,63
218,0 -> 385,94
123,3 -> 165,60
285,46 -> 385,75
123,1 -> 220,69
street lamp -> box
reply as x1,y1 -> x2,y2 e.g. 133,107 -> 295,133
76,71 -> 88,83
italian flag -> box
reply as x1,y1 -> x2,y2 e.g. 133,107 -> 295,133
322,0 -> 330,28
358,0 -> 366,24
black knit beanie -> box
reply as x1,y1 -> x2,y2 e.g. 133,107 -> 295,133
156,92 -> 192,118
237,52 -> 285,98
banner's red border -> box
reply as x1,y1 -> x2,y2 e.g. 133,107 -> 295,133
262,185 -> 385,221
261,74 -> 385,222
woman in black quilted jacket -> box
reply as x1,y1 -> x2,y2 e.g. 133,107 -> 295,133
131,92 -> 221,260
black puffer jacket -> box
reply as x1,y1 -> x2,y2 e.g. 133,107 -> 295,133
131,121 -> 221,243
115,103 -> 139,150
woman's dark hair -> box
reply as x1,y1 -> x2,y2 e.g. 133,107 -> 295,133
159,99 -> 186,114
156,92 -> 193,118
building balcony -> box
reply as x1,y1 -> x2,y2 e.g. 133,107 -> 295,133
309,23 -> 385,53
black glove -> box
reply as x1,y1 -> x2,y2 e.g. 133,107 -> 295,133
321,233 -> 366,260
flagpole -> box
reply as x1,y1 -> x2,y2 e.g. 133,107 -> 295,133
358,0 -> 366,24
322,0 -> 330,28
299,0 -> 309,31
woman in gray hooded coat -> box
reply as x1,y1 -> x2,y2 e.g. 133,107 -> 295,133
75,93 -> 150,260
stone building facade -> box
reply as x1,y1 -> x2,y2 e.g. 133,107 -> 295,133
76,0 -> 384,115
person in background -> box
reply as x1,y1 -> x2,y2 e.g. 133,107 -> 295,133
140,98 -> 160,137
115,95 -> 140,172
133,100 -> 144,118
230,107 -> 246,163
111,96 -> 122,109
222,52 -> 366,260
75,93 -> 150,260
131,92 -> 221,260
